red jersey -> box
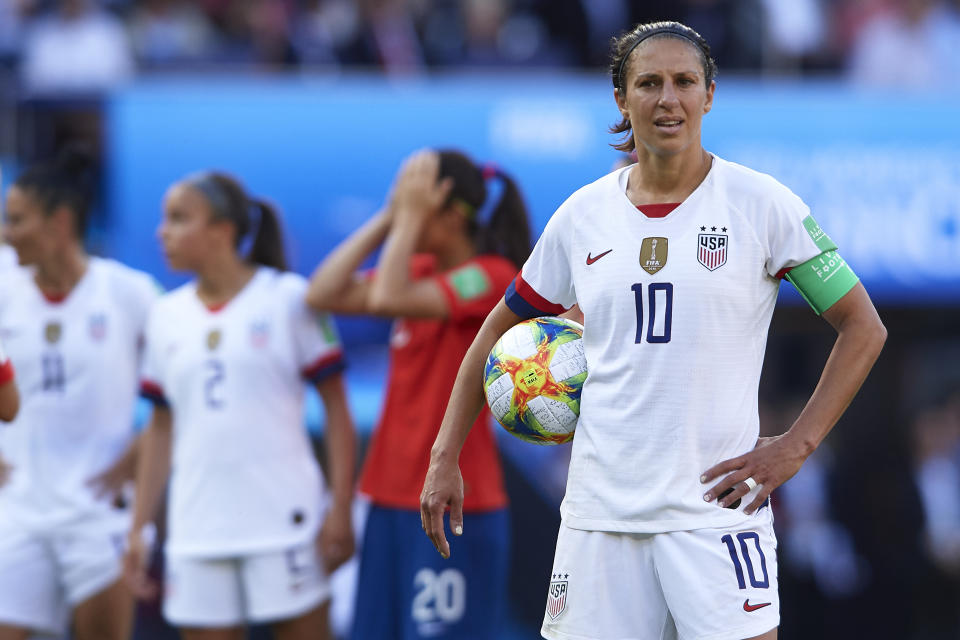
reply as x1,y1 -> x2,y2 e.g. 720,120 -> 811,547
359,254 -> 516,511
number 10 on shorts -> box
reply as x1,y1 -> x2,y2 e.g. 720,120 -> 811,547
721,532 -> 769,589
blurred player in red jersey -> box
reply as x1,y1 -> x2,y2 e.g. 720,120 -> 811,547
125,172 -> 356,640
0,151 -> 158,640
307,149 -> 531,639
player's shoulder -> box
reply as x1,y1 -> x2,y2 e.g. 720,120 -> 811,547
712,155 -> 801,207
152,279 -> 195,316
564,167 -> 626,211
259,267 -> 308,299
463,254 -> 518,289
91,257 -> 161,294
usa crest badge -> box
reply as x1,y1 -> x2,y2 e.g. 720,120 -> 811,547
546,574 -> 568,620
250,321 -> 270,348
697,232 -> 728,271
89,314 -> 107,342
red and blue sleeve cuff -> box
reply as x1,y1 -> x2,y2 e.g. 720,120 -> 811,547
140,379 -> 169,407
302,351 -> 347,384
504,273 -> 568,319
0,360 -> 14,386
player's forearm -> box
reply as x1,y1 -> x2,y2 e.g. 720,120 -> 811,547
131,407 -> 172,532
368,214 -> 423,313
306,210 -> 390,310
430,301 -> 522,463
785,306 -> 886,454
320,378 -> 356,508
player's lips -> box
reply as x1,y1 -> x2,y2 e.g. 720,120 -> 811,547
654,118 -> 683,133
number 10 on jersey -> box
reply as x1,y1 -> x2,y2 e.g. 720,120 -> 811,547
631,283 -> 673,344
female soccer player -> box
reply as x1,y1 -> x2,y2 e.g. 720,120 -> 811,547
421,21 -> 887,640
125,171 -> 356,640
306,149 -> 531,639
0,152 -> 158,640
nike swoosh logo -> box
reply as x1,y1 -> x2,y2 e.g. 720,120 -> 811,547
586,249 -> 613,265
743,599 -> 772,612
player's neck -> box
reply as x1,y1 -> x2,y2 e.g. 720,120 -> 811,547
627,146 -> 711,205
34,244 -> 88,298
435,235 -> 476,271
195,255 -> 257,308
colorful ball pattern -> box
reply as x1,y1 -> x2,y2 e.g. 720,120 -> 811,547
484,316 -> 587,445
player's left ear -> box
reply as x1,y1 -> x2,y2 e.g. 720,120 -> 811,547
703,80 -> 715,114
614,87 -> 629,119
48,205 -> 77,240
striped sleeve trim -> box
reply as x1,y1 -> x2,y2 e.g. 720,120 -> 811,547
140,379 -> 169,407
0,360 -> 13,386
302,351 -> 347,384
504,273 -> 568,318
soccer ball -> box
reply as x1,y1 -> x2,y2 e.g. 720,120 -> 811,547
483,317 -> 587,445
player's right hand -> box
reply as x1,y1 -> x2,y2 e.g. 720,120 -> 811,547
420,458 -> 464,559
123,529 -> 158,600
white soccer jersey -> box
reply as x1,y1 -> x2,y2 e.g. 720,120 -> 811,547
141,268 -> 345,557
0,245 -> 17,271
505,155 -> 834,533
0,257 -> 158,528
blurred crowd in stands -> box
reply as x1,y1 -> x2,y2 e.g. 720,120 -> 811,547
2,0 -> 960,95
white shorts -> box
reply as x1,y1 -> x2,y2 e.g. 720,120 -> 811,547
163,541 -> 330,627
0,517 -> 127,635
541,507 -> 779,640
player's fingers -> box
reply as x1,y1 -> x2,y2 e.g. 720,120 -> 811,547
450,497 -> 464,537
715,474 -> 758,508
700,454 -> 747,486
744,488 -> 772,515
703,469 -> 752,504
423,498 -> 450,559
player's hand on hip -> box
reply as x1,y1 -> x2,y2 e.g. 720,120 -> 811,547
700,433 -> 809,514
123,529 -> 158,600
420,459 -> 464,560
318,501 -> 355,574
86,458 -> 133,503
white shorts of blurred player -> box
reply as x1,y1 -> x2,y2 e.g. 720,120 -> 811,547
0,513 -> 128,636
163,541 -> 331,628
541,507 -> 779,640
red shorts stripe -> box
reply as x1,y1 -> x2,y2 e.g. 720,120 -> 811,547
0,360 -> 14,386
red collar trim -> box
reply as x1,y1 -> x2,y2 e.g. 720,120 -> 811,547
41,291 -> 68,304
636,203 -> 681,218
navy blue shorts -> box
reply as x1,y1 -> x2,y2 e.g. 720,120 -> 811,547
351,505 -> 509,640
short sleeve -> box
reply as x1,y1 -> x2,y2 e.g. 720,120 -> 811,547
504,210 -> 575,318
139,306 -> 169,407
764,188 -> 837,279
434,258 -> 516,323
292,294 -> 346,384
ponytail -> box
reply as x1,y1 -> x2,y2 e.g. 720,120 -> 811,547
436,150 -> 532,269
185,172 -> 288,271
246,198 -> 287,271
474,168 -> 531,269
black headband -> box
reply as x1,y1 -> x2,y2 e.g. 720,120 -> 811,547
616,26 -> 704,92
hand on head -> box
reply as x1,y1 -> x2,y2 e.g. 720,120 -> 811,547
391,150 -> 454,225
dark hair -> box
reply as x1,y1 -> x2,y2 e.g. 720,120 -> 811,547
437,150 -> 531,269
608,21 -> 717,152
184,172 -> 288,271
13,146 -> 97,238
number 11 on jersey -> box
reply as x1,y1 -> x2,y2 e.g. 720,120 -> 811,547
631,283 -> 673,344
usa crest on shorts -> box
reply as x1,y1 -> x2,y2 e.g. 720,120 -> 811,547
547,573 -> 568,619
697,232 -> 728,271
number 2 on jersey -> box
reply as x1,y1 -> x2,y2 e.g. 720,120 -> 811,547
204,359 -> 225,409
631,283 -> 673,343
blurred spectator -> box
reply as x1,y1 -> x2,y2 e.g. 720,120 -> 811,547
20,0 -> 134,95
759,0 -> 829,71
293,0 -> 361,67
0,0 -> 38,65
338,0 -> 425,74
847,0 -> 960,87
128,0 -> 215,69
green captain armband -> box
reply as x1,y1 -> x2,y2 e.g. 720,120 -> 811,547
784,250 -> 859,315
